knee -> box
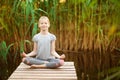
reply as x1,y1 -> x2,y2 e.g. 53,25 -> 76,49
59,60 -> 64,66
22,57 -> 31,65
22,57 -> 26,62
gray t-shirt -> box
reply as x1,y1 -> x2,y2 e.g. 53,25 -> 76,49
32,33 -> 56,60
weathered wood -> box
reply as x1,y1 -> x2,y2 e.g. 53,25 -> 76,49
8,62 -> 77,80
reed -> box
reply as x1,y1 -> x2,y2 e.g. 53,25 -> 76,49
0,0 -> 120,80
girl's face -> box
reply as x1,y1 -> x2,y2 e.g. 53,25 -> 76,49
38,18 -> 50,31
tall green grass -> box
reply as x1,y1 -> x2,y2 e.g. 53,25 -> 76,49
0,41 -> 14,80
0,41 -> 14,63
0,0 -> 120,80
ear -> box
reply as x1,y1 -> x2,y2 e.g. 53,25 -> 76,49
38,24 -> 41,28
48,24 -> 50,28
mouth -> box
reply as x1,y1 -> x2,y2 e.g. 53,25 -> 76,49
41,26 -> 46,28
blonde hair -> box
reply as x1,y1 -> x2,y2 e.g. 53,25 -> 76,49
39,16 -> 50,24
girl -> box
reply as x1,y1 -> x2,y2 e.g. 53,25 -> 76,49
21,16 -> 65,68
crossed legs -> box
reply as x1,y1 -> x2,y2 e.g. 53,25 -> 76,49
22,57 -> 64,68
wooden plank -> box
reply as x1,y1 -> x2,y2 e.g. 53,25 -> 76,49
18,66 -> 75,69
8,76 -> 76,80
16,68 -> 75,71
8,62 -> 77,80
20,62 -> 74,65
9,73 -> 77,78
11,73 -> 76,77
8,77 -> 77,80
13,71 -> 76,74
18,62 -> 74,68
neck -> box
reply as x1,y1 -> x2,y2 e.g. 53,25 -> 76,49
40,30 -> 49,35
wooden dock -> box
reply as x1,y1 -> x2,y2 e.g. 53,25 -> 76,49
8,62 -> 77,80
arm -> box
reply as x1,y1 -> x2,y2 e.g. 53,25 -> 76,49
21,42 -> 37,57
51,40 -> 65,59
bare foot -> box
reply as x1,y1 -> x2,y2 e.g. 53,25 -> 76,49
30,64 -> 46,68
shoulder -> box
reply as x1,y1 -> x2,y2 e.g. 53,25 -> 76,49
32,33 -> 40,42
34,33 -> 40,37
49,33 -> 55,36
48,33 -> 56,40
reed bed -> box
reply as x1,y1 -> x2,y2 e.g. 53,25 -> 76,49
0,0 -> 120,80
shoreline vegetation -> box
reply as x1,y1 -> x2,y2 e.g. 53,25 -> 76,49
0,0 -> 120,80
